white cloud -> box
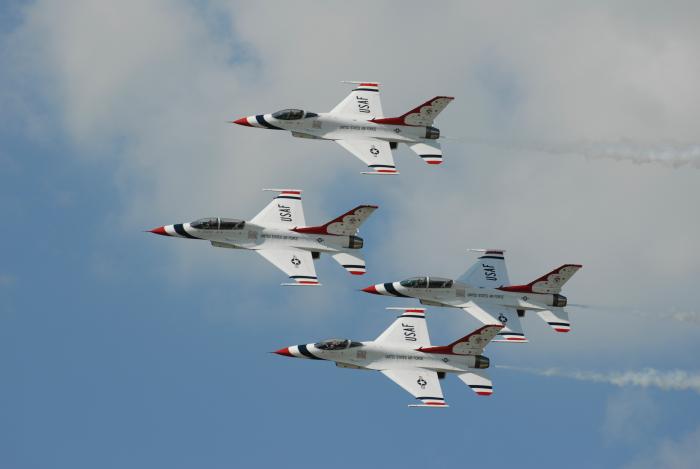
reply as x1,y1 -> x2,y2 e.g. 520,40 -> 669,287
625,426 -> 700,469
602,389 -> 659,445
4,0 -> 700,334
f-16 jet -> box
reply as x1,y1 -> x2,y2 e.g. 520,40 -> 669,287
232,82 -> 454,174
274,307 -> 502,407
149,189 -> 377,286
362,250 -> 582,343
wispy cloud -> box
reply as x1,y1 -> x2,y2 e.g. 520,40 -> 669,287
498,366 -> 700,394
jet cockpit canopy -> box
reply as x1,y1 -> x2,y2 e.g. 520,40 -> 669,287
314,338 -> 363,350
427,277 -> 454,288
191,217 -> 245,230
399,277 -> 427,288
271,109 -> 318,120
400,276 -> 453,288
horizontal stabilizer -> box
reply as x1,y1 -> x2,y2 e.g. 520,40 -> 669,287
457,370 -> 493,396
536,308 -> 571,333
408,141 -> 443,165
331,252 -> 366,275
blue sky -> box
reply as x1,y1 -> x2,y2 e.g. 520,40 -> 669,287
2,1 -> 700,468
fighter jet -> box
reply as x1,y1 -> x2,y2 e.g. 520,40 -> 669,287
274,307 -> 502,407
148,189 -> 377,286
362,250 -> 582,343
232,82 -> 454,174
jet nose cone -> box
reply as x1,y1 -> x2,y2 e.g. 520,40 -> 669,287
273,347 -> 293,357
362,284 -> 379,295
148,226 -> 168,236
232,117 -> 252,126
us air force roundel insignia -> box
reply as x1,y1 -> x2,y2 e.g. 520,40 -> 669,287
417,377 -> 427,389
291,255 -> 301,267
498,314 -> 508,323
369,145 -> 380,155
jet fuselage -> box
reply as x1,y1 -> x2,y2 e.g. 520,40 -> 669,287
235,112 -> 439,144
150,219 -> 361,254
277,340 -> 489,375
364,279 -> 567,312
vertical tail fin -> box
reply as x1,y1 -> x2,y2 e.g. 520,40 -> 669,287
418,324 -> 503,355
293,205 -> 378,236
503,264 -> 582,294
372,96 -> 454,126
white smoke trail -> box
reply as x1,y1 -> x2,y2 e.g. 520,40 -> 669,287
498,366 -> 700,394
533,141 -> 700,168
567,304 -> 700,325
661,311 -> 700,324
462,139 -> 700,168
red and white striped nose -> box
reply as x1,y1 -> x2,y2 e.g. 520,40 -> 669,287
232,116 -> 253,127
147,223 -> 199,239
148,226 -> 170,236
231,114 -> 283,130
273,347 -> 293,357
273,344 -> 324,360
362,282 -> 406,297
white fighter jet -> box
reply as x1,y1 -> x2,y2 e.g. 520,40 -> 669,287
149,189 -> 377,286
232,82 -> 454,174
362,250 -> 582,343
274,307 -> 502,407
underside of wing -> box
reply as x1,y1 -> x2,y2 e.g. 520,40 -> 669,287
335,139 -> 397,175
256,249 -> 319,286
380,369 -> 447,408
462,302 -> 528,343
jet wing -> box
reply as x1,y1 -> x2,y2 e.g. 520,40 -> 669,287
256,249 -> 319,286
335,139 -> 397,175
456,370 -> 493,396
330,82 -> 383,118
461,301 -> 528,343
380,369 -> 447,408
250,189 -> 305,228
